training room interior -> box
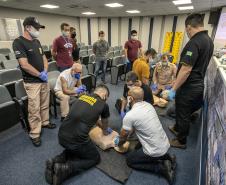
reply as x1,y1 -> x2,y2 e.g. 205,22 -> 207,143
0,0 -> 226,185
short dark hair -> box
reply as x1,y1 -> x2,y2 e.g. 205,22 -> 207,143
95,84 -> 110,96
61,23 -> 69,30
126,71 -> 138,83
70,27 -> 76,32
145,48 -> 157,56
99,30 -> 105,36
131,30 -> 137,35
185,13 -> 204,28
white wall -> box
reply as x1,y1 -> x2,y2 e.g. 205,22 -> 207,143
0,6 -> 216,55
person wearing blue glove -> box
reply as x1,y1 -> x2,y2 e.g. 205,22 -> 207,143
120,111 -> 126,119
152,53 -> 177,96
39,70 -> 48,82
168,13 -> 214,150
116,86 -> 176,184
12,17 -> 56,147
167,89 -> 176,101
54,63 -> 83,121
151,83 -> 158,92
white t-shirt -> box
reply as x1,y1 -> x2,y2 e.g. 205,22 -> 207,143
54,68 -> 78,92
123,101 -> 170,157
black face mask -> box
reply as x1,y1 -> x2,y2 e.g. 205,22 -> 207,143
71,32 -> 76,38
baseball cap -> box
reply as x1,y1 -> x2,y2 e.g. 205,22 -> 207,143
23,17 -> 45,29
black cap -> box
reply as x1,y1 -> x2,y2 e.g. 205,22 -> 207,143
23,17 -> 45,29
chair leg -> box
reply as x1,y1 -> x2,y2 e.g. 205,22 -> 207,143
53,94 -> 58,119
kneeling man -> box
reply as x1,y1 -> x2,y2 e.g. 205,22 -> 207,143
115,86 -> 176,184
45,84 -> 111,185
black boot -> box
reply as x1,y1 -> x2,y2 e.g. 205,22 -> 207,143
160,160 -> 175,185
53,162 -> 73,185
45,152 -> 67,184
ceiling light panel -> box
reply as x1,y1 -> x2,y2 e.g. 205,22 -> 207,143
173,0 -> 192,5
40,4 -> 59,9
126,10 -> 141,14
178,6 -> 194,10
105,3 -> 124,8
82,12 -> 96,15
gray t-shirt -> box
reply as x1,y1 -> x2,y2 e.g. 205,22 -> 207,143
93,39 -> 109,58
123,101 -> 170,157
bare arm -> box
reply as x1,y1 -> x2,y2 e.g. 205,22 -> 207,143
124,48 -> 128,59
118,128 -> 130,146
121,98 -> 127,112
51,49 -> 57,60
43,55 -> 48,72
171,65 -> 177,85
100,118 -> 109,135
139,48 -> 144,58
152,67 -> 158,84
18,58 -> 40,77
61,77 -> 78,95
172,65 -> 192,91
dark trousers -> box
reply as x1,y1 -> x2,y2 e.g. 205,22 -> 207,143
57,140 -> 100,175
175,83 -> 204,144
126,146 -> 171,173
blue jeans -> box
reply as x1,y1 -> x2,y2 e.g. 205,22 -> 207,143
95,57 -> 107,81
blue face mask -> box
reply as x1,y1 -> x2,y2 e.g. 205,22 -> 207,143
73,73 -> 80,80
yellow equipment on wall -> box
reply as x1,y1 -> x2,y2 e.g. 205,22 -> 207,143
162,31 -> 184,64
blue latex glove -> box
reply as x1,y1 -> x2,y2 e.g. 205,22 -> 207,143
120,111 -> 126,119
114,136 -> 120,146
165,85 -> 172,90
39,70 -> 48,82
75,85 -> 86,94
106,127 -> 113,134
151,84 -> 158,91
168,89 -> 176,101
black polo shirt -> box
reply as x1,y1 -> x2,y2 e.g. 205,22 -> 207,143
177,30 -> 214,85
12,36 -> 45,83
58,93 -> 110,146
123,83 -> 154,105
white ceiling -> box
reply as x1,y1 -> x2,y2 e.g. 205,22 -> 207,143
0,0 -> 225,17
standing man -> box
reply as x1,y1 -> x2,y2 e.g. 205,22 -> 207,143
13,17 -> 56,147
45,85 -> 110,185
124,30 -> 143,71
70,27 -> 80,63
93,31 -> 109,83
54,63 -> 86,121
52,23 -> 74,72
115,87 -> 176,185
133,48 -> 157,85
167,13 -> 214,149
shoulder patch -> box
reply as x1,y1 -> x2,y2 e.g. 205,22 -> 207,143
186,51 -> 193,56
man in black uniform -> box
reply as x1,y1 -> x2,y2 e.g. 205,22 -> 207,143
12,17 -> 56,147
45,84 -> 111,185
116,71 -> 154,119
167,13 -> 214,149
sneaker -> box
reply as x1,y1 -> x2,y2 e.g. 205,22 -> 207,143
31,137 -> 41,147
168,126 -> 179,137
53,163 -> 73,185
170,138 -> 186,149
42,123 -> 56,129
161,160 -> 175,185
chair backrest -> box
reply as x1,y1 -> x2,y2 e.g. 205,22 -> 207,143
80,43 -> 85,47
0,54 -> 7,62
42,45 -> 49,51
48,61 -> 58,72
114,50 -> 120,57
88,49 -> 93,55
80,50 -> 88,57
88,45 -> 93,49
109,47 -> 114,52
48,71 -> 60,90
80,46 -> 88,51
82,64 -> 89,76
106,51 -> 114,59
118,46 -> 123,50
0,85 -> 12,104
2,59 -> 19,70
8,53 -> 16,60
114,46 -> 119,51
112,56 -> 123,66
120,50 -> 125,56
89,54 -> 96,63
15,79 -> 27,99
82,56 -> 90,66
0,48 -> 11,56
0,69 -> 22,85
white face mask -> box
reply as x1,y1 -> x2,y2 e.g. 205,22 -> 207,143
131,35 -> 138,40
162,61 -> 168,66
62,31 -> 70,37
28,26 -> 40,38
99,37 -> 104,40
149,57 -> 154,63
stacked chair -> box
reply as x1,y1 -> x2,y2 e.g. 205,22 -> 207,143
42,45 -> 52,62
81,64 -> 96,93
